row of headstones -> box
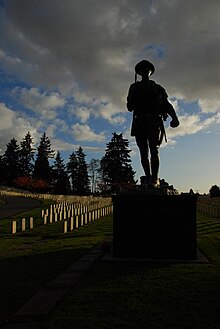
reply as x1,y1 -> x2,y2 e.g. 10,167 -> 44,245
0,189 -> 112,205
63,205 -> 113,233
197,196 -> 220,207
11,217 -> 34,234
0,190 -> 35,198
197,202 -> 220,218
11,204 -> 113,234
41,200 -> 111,221
42,202 -> 112,226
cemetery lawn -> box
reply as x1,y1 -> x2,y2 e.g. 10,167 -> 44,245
0,200 -> 219,329
0,200 -> 6,207
46,211 -> 220,329
0,199 -> 113,327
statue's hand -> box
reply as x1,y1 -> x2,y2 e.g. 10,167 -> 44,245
170,118 -> 180,128
162,113 -> 168,121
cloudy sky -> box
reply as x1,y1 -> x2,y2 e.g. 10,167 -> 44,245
0,0 -> 220,194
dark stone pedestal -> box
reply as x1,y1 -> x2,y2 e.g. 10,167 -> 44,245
112,194 -> 197,260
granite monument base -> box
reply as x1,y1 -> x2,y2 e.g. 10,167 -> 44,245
112,194 -> 197,260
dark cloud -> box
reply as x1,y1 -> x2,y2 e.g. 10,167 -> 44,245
0,0 -> 220,127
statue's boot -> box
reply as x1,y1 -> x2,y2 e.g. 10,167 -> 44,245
141,158 -> 151,185
150,156 -> 160,188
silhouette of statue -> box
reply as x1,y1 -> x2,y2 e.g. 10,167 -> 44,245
127,60 -> 180,188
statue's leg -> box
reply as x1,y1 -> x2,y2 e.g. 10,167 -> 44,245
151,150 -> 160,182
149,125 -> 161,187
141,155 -> 151,182
135,135 -> 151,183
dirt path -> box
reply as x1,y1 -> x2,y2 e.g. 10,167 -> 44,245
0,196 -> 41,220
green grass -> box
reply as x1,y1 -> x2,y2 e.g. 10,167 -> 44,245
0,200 -> 219,329
0,200 -> 6,207
0,199 -> 113,327
45,211 -> 220,329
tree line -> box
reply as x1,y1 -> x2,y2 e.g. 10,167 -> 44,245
0,131 -> 136,195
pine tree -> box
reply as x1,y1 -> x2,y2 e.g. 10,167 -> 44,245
33,132 -> 54,183
67,147 -> 90,195
20,132 -> 35,177
52,151 -> 70,194
75,147 -> 90,195
100,132 -> 136,193
0,155 -> 6,185
3,138 -> 21,185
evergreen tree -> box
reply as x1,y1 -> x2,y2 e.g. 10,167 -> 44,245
100,132 -> 136,193
20,132 -> 35,177
67,147 -> 90,195
0,155 -> 6,185
33,132 -> 54,183
3,138 -> 21,185
52,151 -> 70,194
75,147 -> 90,195
67,151 -> 78,194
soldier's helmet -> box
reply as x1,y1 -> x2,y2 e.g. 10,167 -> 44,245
135,60 -> 155,76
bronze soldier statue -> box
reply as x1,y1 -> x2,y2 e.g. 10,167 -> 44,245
127,60 -> 180,188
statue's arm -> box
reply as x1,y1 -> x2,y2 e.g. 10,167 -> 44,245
157,85 -> 180,128
126,83 -> 136,112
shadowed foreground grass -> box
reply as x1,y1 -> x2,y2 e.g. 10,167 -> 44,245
0,200 -> 6,207
0,199 -> 219,329
46,212 -> 220,329
0,199 -> 113,327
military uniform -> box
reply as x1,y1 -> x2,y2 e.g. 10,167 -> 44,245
127,60 -> 179,188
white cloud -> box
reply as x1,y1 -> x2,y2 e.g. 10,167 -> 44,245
167,114 -> 202,138
198,98 -> 220,113
50,139 -> 79,153
99,103 -> 126,124
71,106 -> 91,123
0,102 -> 37,153
166,112 -> 220,141
72,123 -> 105,142
51,138 -> 104,153
0,102 -> 15,130
44,119 -> 69,139
12,87 -> 65,119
